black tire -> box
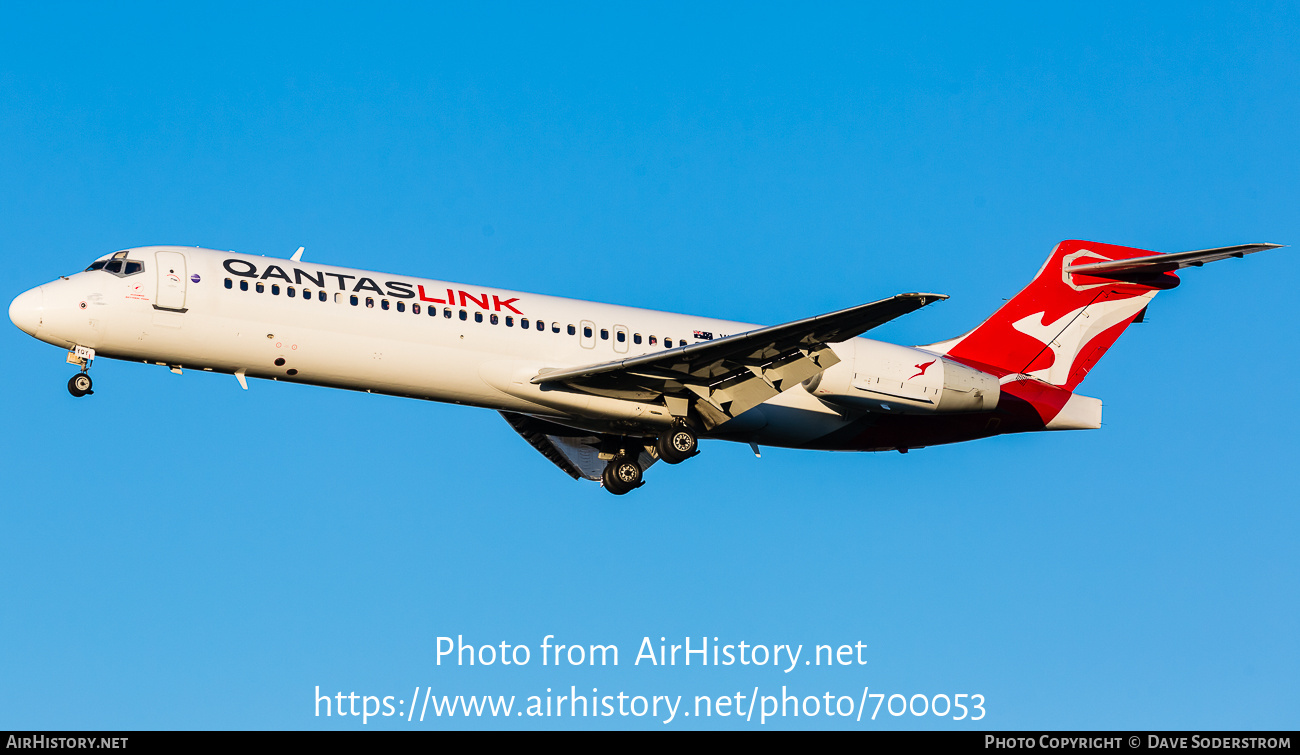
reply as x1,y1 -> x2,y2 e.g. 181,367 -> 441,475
657,427 -> 698,464
68,373 -> 92,397
602,463 -> 626,495
602,457 -> 643,495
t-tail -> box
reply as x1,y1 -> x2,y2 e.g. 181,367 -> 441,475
923,239 -> 1284,429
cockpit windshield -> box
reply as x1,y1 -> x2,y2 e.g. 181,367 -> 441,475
86,251 -> 145,277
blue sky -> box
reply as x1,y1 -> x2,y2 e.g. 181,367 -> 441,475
1,2 -> 1296,730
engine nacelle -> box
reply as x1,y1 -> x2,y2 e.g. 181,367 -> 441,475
804,340 -> 999,414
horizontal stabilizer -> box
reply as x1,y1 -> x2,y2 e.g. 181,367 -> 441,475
1065,243 -> 1284,278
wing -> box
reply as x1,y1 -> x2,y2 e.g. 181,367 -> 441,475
1065,243 -> 1284,277
531,292 -> 947,429
500,411 -> 656,482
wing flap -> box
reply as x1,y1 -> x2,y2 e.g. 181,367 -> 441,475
684,345 -> 838,423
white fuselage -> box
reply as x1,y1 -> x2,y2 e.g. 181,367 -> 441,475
16,246 -> 945,448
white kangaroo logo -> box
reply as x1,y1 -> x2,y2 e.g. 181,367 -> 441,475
1012,294 -> 1154,385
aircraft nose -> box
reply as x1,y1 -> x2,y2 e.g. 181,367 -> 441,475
9,286 -> 45,336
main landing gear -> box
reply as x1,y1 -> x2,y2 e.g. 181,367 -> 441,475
601,425 -> 700,496
602,455 -> 644,496
65,345 -> 95,397
656,425 -> 698,465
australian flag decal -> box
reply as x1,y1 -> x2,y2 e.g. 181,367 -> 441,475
693,330 -> 713,340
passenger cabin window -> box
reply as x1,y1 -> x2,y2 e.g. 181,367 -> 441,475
506,316 -> 513,327
600,329 -> 608,340
567,324 -> 576,335
490,314 -> 499,325
287,286 -> 296,297
459,310 -> 468,321
475,312 -> 484,323
224,278 -> 233,289
665,339 -> 673,348
396,301 -> 405,312
413,303 -> 421,315
521,318 -> 529,329
271,284 -> 281,295
256,282 -> 265,293
583,326 -> 592,338
318,291 -> 327,302
649,336 -> 657,345
240,280 -> 249,291
633,333 -> 642,344
538,320 -> 545,331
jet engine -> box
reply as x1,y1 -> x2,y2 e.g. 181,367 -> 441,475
804,340 -> 999,414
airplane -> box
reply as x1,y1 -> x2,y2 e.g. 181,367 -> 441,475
8,239 -> 1284,494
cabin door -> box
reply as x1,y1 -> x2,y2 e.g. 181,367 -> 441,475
154,251 -> 189,312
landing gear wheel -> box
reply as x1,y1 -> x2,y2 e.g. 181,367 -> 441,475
67,373 -> 93,397
656,427 -> 698,464
602,456 -> 644,495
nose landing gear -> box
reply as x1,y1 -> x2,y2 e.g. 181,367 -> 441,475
67,372 -> 93,397
65,345 -> 96,397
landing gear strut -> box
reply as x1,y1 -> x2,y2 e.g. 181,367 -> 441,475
602,455 -> 644,495
67,372 -> 93,397
65,345 -> 95,397
656,425 -> 698,464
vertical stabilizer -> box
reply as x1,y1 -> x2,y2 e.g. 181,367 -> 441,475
923,240 -> 1177,390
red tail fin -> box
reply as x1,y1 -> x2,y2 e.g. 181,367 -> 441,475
925,240 -> 1178,390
